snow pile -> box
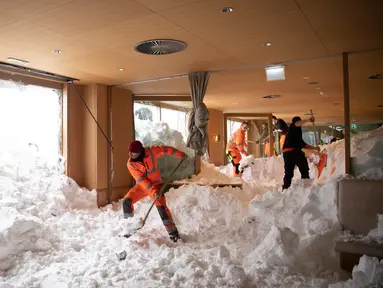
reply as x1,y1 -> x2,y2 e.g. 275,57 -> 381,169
243,226 -> 299,266
329,255 -> 383,288
174,162 -> 242,185
135,119 -> 194,155
0,207 -> 51,271
0,147 -> 97,271
367,214 -> 383,241
248,181 -> 340,271
239,126 -> 383,185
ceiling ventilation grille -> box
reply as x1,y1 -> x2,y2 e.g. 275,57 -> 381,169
134,39 -> 187,55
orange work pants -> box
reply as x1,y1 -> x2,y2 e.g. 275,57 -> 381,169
227,150 -> 242,177
122,184 -> 177,234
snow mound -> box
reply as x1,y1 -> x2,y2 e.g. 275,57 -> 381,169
243,226 -> 299,268
0,147 -> 97,271
0,207 -> 51,271
367,214 -> 383,241
329,255 -> 383,288
174,161 -> 241,185
135,119 -> 193,155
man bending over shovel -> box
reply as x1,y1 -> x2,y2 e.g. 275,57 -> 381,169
123,140 -> 187,242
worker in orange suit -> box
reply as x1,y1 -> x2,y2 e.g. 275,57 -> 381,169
226,121 -> 249,177
272,115 -> 288,154
122,140 -> 187,242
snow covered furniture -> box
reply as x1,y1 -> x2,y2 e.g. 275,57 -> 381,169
335,179 -> 383,272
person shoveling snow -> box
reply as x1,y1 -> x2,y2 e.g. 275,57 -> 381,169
122,140 -> 187,242
226,121 -> 249,178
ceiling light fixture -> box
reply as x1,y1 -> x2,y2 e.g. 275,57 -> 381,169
53,49 -> 62,54
263,95 -> 281,99
320,91 -> 327,95
263,42 -> 272,47
118,68 -> 124,71
303,76 -> 310,79
368,74 -> 383,80
222,7 -> 233,12
265,65 -> 285,81
7,57 -> 29,65
316,87 -> 321,90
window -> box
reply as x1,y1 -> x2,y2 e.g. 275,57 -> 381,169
226,120 -> 242,143
0,80 -> 62,155
133,102 -> 189,142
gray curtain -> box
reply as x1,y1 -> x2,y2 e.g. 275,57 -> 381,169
186,71 -> 210,156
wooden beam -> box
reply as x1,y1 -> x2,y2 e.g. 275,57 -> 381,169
223,114 -> 228,165
224,113 -> 271,118
107,86 -> 113,205
134,95 -> 191,101
343,52 -> 351,174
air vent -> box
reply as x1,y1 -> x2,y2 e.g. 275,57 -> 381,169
263,95 -> 281,99
307,81 -> 319,85
369,74 -> 383,80
377,104 -> 383,108
134,39 -> 187,55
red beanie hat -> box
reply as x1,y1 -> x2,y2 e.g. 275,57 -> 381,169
129,141 -> 143,153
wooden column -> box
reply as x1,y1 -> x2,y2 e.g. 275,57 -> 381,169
343,52 -> 351,174
223,114 -> 228,165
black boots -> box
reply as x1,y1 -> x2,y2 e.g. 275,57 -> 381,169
169,230 -> 181,242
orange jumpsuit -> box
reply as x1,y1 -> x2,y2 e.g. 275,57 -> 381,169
226,128 -> 248,177
123,145 -> 184,235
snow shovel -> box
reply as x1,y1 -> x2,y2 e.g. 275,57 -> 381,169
310,109 -> 327,178
121,157 -> 186,238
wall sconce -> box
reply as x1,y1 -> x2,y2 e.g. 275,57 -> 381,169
213,134 -> 220,142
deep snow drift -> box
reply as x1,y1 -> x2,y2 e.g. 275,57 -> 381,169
1,121 -> 382,287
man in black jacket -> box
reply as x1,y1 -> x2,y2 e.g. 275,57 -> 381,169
282,116 -> 320,191
272,115 -> 288,154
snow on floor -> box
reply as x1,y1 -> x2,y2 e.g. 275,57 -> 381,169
234,126 -> 383,187
1,123 -> 383,287
174,162 -> 242,185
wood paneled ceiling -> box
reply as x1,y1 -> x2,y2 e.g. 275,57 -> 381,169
0,0 -> 382,125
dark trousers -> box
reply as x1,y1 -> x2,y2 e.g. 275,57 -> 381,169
227,151 -> 241,174
283,149 -> 309,189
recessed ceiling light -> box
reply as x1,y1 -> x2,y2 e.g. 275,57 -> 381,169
118,68 -> 124,71
307,81 -> 319,85
53,49 -> 62,54
263,42 -> 272,47
303,76 -> 310,79
368,74 -> 383,80
222,7 -> 233,12
7,57 -> 29,65
316,87 -> 321,90
265,65 -> 285,81
377,105 -> 383,108
263,95 -> 281,99
320,91 -> 327,95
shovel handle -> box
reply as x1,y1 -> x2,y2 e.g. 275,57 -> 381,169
310,109 -> 319,146
141,157 -> 186,226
